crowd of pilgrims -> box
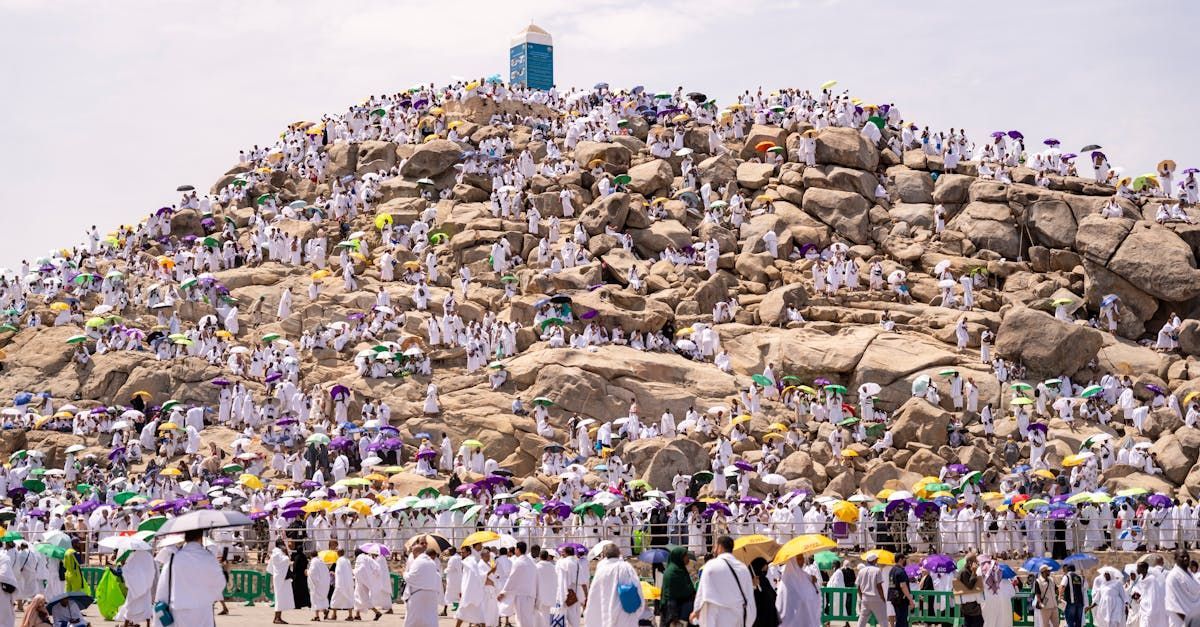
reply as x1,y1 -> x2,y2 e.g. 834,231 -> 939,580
1,77 -> 1200,625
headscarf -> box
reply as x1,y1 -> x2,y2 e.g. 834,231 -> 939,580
21,594 -> 49,627
661,545 -> 695,605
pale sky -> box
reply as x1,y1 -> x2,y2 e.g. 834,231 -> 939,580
1,0 -> 1195,268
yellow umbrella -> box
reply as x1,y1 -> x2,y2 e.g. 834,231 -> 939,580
303,500 -> 332,513
518,492 -> 542,504
157,423 -> 180,431
831,500 -> 858,523
462,530 -> 500,547
733,534 -> 781,564
1062,454 -> 1088,468
311,269 -> 332,280
318,550 -> 339,564
159,468 -> 182,477
402,260 -> 421,270
820,80 -> 837,90
237,474 -> 263,490
981,492 -> 1004,501
730,415 -> 752,426
762,432 -> 784,442
841,449 -> 859,458
349,499 -> 374,516
641,581 -> 661,601
1032,469 -> 1056,480
374,214 -> 394,230
862,549 -> 896,565
875,488 -> 894,500
132,390 -> 152,399
768,422 -> 789,432
773,534 -> 837,565
363,473 -> 387,482
49,302 -> 70,312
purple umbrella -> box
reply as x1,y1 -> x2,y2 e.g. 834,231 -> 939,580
703,502 -> 731,517
210,378 -> 231,387
108,447 -> 127,461
1061,153 -> 1078,160
738,497 -> 763,506
921,554 -> 957,574
885,500 -> 910,516
365,442 -> 384,452
945,463 -> 969,475
381,437 -> 403,450
494,503 -> 519,516
558,542 -> 587,555
264,372 -> 282,383
1145,384 -> 1166,395
330,436 -> 353,450
678,496 -> 696,505
912,501 -> 939,517
1147,494 -> 1173,508
156,207 -> 174,216
814,377 -> 831,387
544,504 -> 571,518
733,460 -> 754,472
301,480 -> 321,489
1050,508 -> 1073,520
416,449 -> 437,460
250,511 -> 270,520
580,310 -> 598,320
1044,138 -> 1060,146
905,564 -> 922,578
1028,423 -> 1048,434
330,384 -> 350,399
1008,130 -> 1024,139
276,418 -> 297,426
990,131 -> 1007,138
210,477 -> 233,487
454,484 -> 476,494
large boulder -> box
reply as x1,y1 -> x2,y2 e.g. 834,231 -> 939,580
1107,223 -> 1200,302
1075,215 -> 1133,265
893,169 -> 934,204
634,438 -> 709,488
573,141 -> 632,170
625,159 -> 673,195
696,154 -> 737,186
399,139 -> 463,178
932,173 -> 973,205
815,127 -> 879,171
995,307 -> 1103,376
757,284 -> 809,326
1025,199 -> 1078,249
947,202 -> 1021,259
889,397 -> 951,449
739,125 -> 789,160
801,188 -> 870,244
630,220 -> 692,257
579,192 -> 630,235
736,162 -> 775,190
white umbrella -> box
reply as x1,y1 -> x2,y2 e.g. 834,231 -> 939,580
887,491 -> 914,502
857,383 -> 882,398
675,339 -> 697,351
911,375 -> 931,396
575,419 -> 596,428
760,473 -> 787,486
887,270 -> 907,284
64,445 -> 86,455
99,535 -> 152,552
484,534 -> 517,550
676,418 -> 697,431
934,260 -> 951,275
937,279 -> 956,289
588,540 -> 616,560
111,419 -> 131,430
707,406 -> 729,415
157,509 -> 253,534
612,417 -> 633,426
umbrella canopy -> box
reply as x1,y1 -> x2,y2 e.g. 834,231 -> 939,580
733,535 -> 781,565
157,509 -> 252,534
772,534 -> 836,565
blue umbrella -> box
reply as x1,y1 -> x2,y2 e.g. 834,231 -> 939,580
1063,553 -> 1099,569
638,548 -> 669,564
999,564 -> 1017,579
1022,557 -> 1060,573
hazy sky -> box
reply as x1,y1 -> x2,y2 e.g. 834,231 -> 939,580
2,0 -> 1195,268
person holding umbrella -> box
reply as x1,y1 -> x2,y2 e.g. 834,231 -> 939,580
153,528 -> 226,627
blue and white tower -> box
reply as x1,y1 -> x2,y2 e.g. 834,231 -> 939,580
509,23 -> 553,91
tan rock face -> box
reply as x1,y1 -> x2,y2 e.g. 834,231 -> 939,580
995,307 -> 1103,377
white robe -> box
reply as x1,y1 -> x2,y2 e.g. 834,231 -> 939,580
0,552 -> 16,627
331,556 -> 355,609
499,554 -> 538,627
776,560 -> 820,627
308,557 -> 331,611
402,554 -> 443,627
582,557 -> 640,627
1165,566 -> 1200,627
456,554 -> 497,626
268,548 -> 296,611
695,553 -> 756,627
154,543 -> 226,627
116,549 -> 156,621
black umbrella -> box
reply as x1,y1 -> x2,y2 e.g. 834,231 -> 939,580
405,533 -> 451,553
687,92 -> 707,103
1080,144 -> 1102,152
48,591 -> 93,611
176,185 -> 195,192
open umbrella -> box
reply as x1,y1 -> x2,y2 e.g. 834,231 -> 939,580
157,510 -> 252,534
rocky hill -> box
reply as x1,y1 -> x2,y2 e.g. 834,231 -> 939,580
3,85 -> 1198,502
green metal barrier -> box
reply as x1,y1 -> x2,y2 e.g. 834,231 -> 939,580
821,586 -> 859,624
910,590 -> 961,624
226,569 -> 268,606
80,566 -> 104,596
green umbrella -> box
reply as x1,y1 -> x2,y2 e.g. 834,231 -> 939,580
824,384 -> 848,395
65,335 -> 88,344
29,468 -> 46,478
161,400 -> 181,412
751,374 -> 773,387
0,324 -> 17,333
938,368 -> 958,377
22,479 -> 45,494
962,470 -> 983,485
72,273 -> 96,285
221,463 -> 244,474
138,516 -> 168,532
75,483 -> 93,495
0,531 -> 22,543
613,174 -> 632,186
113,491 -> 142,506
1010,382 -> 1032,391
532,397 -> 554,407
654,92 -> 672,99
201,236 -> 221,248
867,115 -> 886,129
306,433 -> 331,446
261,333 -> 281,343
870,504 -> 886,513
837,417 -> 860,427
813,550 -> 841,570
335,239 -> 360,250
1080,385 -> 1103,399
255,193 -> 274,205
925,483 -> 952,493
8,451 -> 26,462
780,376 -> 802,385
180,278 -> 198,290
35,544 -> 65,560
539,318 -> 565,330
500,274 -> 518,283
